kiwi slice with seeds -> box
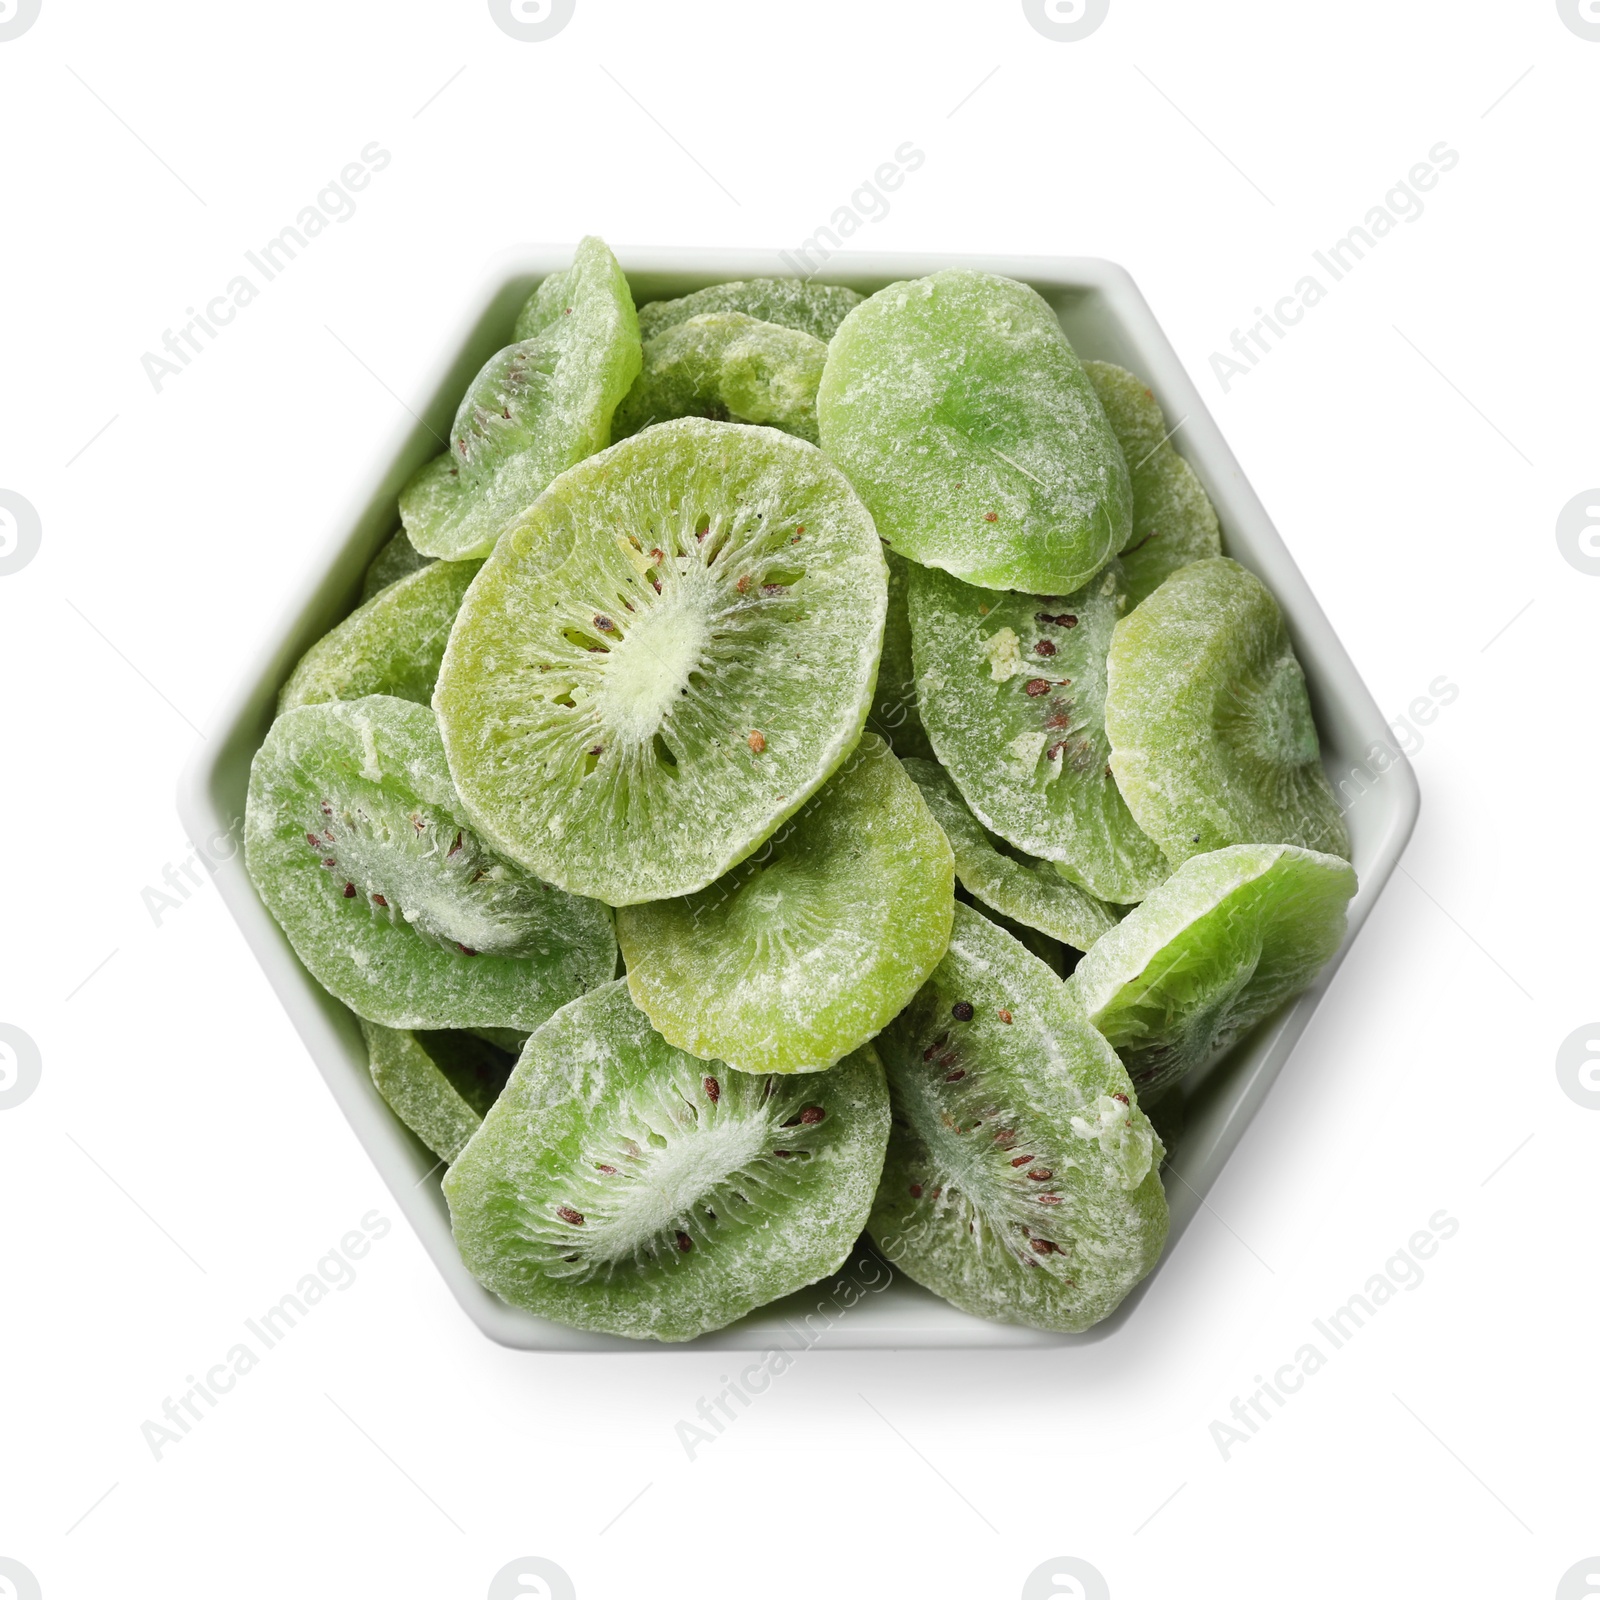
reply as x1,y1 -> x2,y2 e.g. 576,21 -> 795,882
903,756 -> 1120,953
616,733 -> 953,1075
400,236 -> 640,561
637,278 -> 863,344
434,418 -> 887,906
910,558 -> 1167,904
279,558 -> 481,714
513,263 -> 582,343
245,695 -> 616,1031
612,313 -> 827,444
444,979 -> 890,1341
818,269 -> 1131,595
361,1021 -> 516,1163
361,528 -> 435,602
867,903 -> 1167,1333
1104,558 -> 1350,865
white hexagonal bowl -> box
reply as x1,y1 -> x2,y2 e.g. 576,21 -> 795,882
178,246 -> 1419,1351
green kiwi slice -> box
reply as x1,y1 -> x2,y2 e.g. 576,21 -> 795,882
1104,558 -> 1351,864
612,314 -> 827,444
399,237 -> 641,561
244,695 -> 616,1031
443,979 -> 891,1342
818,269 -> 1131,594
434,418 -> 887,906
866,904 -> 1168,1333
1069,843 -> 1357,1098
1084,361 -> 1222,608
960,892 -> 1073,977
866,547 -> 934,761
616,734 -> 953,1075
637,278 -> 862,343
278,558 -> 481,714
909,559 -> 1167,904
512,263 -> 583,342
361,529 -> 435,601
361,1021 -> 516,1162
902,757 -> 1120,953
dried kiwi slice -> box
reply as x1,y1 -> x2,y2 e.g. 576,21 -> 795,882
1084,361 -> 1221,608
244,695 -> 616,1031
909,559 -> 1167,904
361,528 -> 435,601
867,904 -> 1168,1333
818,269 -> 1131,594
616,734 -> 953,1075
1104,558 -> 1350,864
961,892 -> 1074,978
866,548 -> 934,761
278,558 -> 481,714
1070,844 -> 1357,1098
434,418 -> 887,905
443,979 -> 890,1342
637,278 -> 862,343
361,1021 -> 516,1162
512,263 -> 581,342
400,237 -> 641,561
612,314 -> 827,444
902,757 -> 1120,953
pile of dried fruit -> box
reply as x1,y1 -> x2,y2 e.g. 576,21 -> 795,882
246,238 -> 1356,1341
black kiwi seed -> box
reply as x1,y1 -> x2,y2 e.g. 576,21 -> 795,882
951,1001 -> 974,1021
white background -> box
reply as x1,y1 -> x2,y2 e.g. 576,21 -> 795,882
1,2 -> 1595,1597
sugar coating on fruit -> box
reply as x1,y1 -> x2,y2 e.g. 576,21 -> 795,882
442,979 -> 890,1341
513,265 -> 575,342
637,278 -> 863,343
361,1021 -> 515,1163
433,419 -> 887,905
910,559 -> 1167,904
361,528 -> 435,602
612,314 -> 827,444
279,558 -> 482,714
1068,1093 -> 1159,1191
1084,361 -> 1222,607
617,734 -> 955,1075
866,547 -> 935,762
964,897 -> 1073,977
817,269 -> 1131,594
244,695 -> 616,1030
982,627 -> 1023,682
902,757 -> 1120,953
1070,843 -> 1357,1098
1104,558 -> 1351,865
866,904 -> 1167,1333
399,237 -> 641,560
